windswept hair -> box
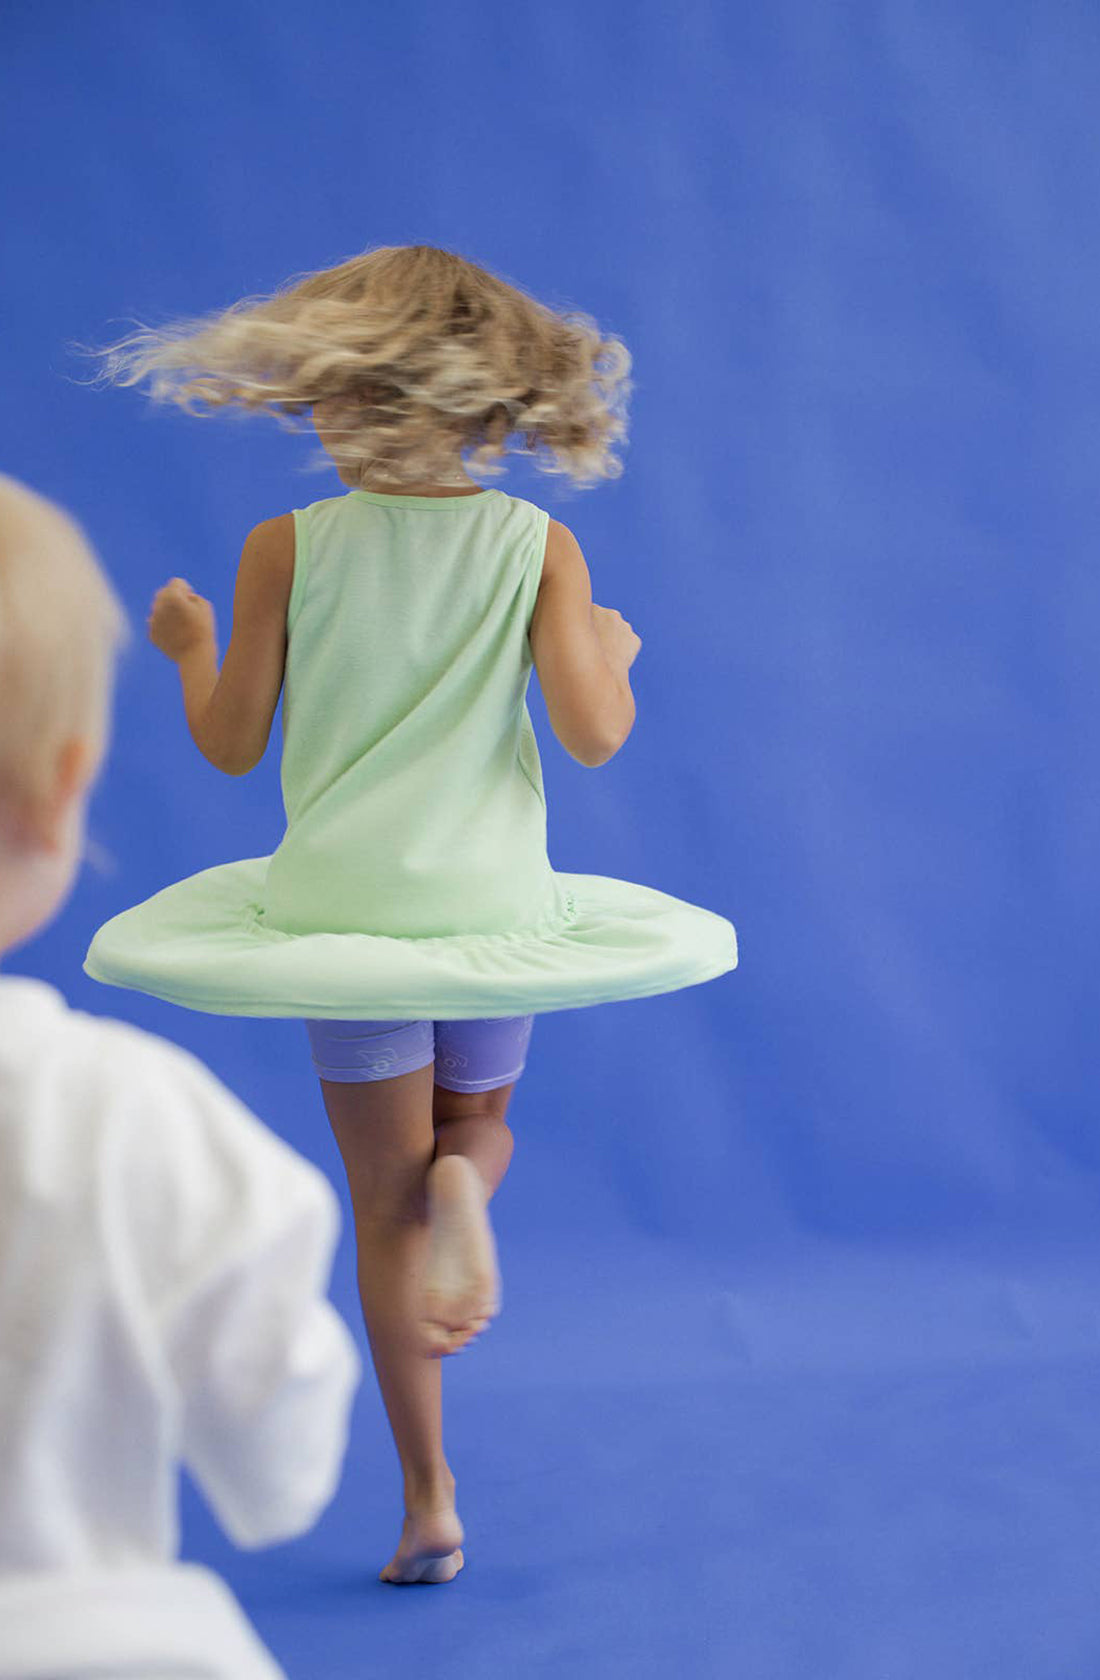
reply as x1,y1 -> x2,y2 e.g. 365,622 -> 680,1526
78,244 -> 633,490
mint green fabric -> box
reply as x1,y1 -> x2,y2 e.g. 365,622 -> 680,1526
84,487 -> 738,1019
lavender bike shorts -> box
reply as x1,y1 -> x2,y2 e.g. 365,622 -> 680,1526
303,1015 -> 535,1092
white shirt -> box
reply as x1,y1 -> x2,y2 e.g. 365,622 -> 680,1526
0,974 -> 361,1679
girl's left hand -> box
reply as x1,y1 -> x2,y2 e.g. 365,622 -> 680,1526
147,577 -> 216,660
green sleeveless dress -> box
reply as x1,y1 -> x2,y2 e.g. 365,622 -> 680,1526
83,487 -> 738,1018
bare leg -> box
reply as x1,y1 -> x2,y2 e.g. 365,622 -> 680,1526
318,1063 -> 464,1584
421,1086 -> 517,1356
432,1109 -> 515,1194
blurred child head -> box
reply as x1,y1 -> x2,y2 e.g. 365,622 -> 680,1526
0,476 -> 129,959
86,243 -> 632,491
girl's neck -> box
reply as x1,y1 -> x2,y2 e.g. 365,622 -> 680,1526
360,482 -> 485,497
341,465 -> 485,498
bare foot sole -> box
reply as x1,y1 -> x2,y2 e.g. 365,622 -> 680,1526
379,1508 -> 465,1584
420,1154 -> 501,1356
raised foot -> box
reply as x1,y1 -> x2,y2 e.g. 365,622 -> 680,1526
379,1507 -> 465,1585
420,1154 -> 501,1357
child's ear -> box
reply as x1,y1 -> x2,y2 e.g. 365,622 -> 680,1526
19,734 -> 100,854
57,733 -> 100,802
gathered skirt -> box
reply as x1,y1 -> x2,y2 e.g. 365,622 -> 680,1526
83,856 -> 739,1020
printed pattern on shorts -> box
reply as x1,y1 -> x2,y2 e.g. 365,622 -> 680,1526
303,1015 -> 534,1089
434,1015 -> 534,1087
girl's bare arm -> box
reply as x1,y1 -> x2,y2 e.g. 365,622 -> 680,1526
157,514 -> 295,776
528,519 -> 636,768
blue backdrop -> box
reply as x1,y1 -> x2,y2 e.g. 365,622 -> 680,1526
3,2 -> 1099,1676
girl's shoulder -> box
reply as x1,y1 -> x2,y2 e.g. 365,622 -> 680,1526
290,487 -> 552,526
290,491 -> 350,519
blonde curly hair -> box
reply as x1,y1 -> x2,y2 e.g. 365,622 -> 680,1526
81,244 -> 633,490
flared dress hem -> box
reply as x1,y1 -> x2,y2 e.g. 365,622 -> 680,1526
83,857 -> 739,1021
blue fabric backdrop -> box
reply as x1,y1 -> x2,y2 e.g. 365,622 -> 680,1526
3,2 -> 1099,1675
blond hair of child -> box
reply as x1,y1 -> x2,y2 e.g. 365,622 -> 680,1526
83,241 -> 632,492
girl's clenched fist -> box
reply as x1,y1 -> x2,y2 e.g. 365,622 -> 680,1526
147,577 -> 215,660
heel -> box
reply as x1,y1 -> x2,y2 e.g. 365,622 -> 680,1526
412,1548 -> 464,1584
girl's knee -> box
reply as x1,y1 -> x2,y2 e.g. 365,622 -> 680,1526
434,1108 -> 514,1149
432,1079 -> 517,1128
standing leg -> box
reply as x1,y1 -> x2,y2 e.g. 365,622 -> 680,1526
316,1057 -> 464,1584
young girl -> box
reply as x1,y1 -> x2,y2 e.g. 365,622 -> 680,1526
82,243 -> 738,1585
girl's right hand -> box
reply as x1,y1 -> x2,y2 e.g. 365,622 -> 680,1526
147,577 -> 216,661
591,603 -> 642,671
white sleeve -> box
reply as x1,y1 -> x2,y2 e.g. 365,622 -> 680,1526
111,1030 -> 362,1550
